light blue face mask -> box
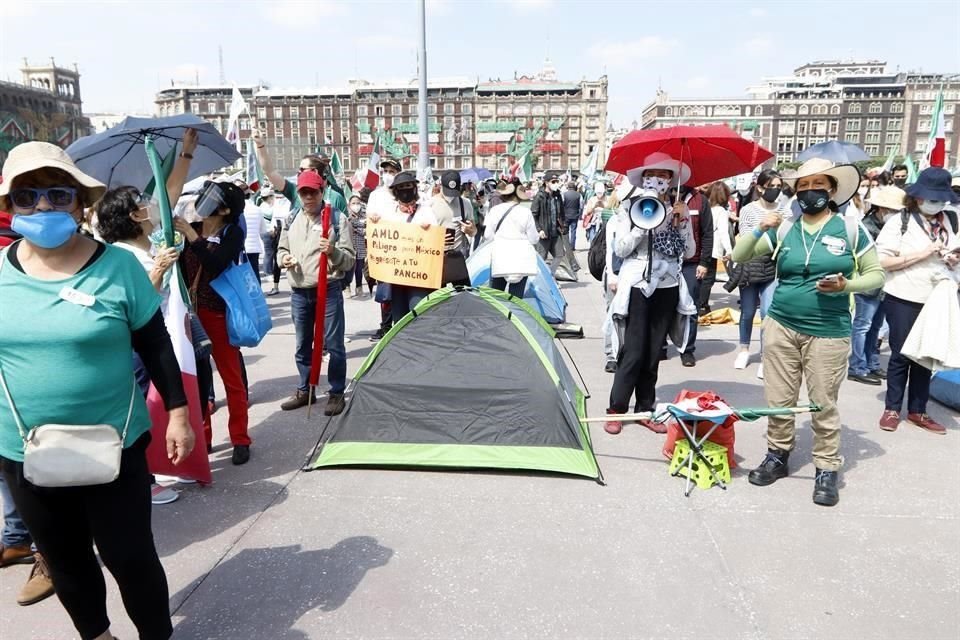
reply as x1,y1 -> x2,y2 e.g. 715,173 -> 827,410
11,211 -> 78,249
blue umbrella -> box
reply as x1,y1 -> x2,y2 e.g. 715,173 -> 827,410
460,167 -> 493,184
65,114 -> 241,190
796,140 -> 871,164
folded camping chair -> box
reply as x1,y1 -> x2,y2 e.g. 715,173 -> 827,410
663,390 -> 737,469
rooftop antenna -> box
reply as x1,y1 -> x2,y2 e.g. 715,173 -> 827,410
195,67 -> 200,87
218,45 -> 225,84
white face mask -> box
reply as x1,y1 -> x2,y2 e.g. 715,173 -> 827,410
858,187 -> 869,198
642,176 -> 671,195
918,201 -> 944,216
349,204 -> 362,214
381,173 -> 395,188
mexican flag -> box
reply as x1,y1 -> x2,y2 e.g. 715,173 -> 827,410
352,135 -> 381,191
579,146 -> 598,183
509,151 -> 532,182
245,140 -> 265,192
144,264 -> 212,484
922,89 -> 946,169
329,149 -> 343,177
225,85 -> 247,152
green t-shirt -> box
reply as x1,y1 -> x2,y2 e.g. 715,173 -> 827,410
282,179 -> 347,220
0,244 -> 161,461
762,216 -> 873,338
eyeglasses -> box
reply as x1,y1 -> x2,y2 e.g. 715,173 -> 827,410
10,187 -> 78,209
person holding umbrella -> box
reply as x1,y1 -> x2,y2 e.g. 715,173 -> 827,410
276,171 -> 355,415
0,141 -> 193,639
731,158 -> 884,506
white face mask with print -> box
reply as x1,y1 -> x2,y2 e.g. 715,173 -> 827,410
642,176 -> 671,195
381,173 -> 395,188
918,200 -> 944,216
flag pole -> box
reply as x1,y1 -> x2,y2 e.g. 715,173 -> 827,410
416,0 -> 429,183
307,203 -> 333,419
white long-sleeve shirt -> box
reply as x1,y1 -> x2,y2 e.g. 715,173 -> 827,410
242,201 -> 265,254
711,205 -> 733,259
612,206 -> 695,289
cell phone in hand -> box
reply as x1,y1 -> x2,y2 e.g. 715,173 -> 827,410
819,274 -> 839,284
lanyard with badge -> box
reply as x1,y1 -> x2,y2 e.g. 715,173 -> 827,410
799,220 -> 828,277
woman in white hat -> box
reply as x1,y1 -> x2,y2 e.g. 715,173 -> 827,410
0,141 -> 194,639
730,158 -> 884,507
484,178 -> 540,297
604,154 -> 696,435
847,185 -> 907,386
874,167 -> 960,435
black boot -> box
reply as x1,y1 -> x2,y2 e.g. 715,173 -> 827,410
812,469 -> 840,507
748,449 -> 789,486
231,445 -> 250,466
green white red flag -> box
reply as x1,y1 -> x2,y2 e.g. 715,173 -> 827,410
922,89 -> 946,169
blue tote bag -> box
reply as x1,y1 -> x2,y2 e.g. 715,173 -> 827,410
210,253 -> 273,347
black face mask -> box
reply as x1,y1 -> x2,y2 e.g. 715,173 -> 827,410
894,178 -> 907,187
761,187 -> 781,203
394,188 -> 418,204
796,189 -> 830,215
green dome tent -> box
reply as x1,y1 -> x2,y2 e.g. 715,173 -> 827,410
308,287 -> 601,481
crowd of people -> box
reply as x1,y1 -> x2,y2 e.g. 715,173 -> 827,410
0,124 -> 958,640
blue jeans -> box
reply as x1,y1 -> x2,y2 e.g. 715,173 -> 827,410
291,282 -> 347,395
849,293 -> 885,376
0,474 -> 31,547
739,279 -> 777,349
391,285 -> 432,324
566,217 -> 580,250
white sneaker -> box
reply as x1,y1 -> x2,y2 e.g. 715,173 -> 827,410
734,351 -> 750,370
756,364 -> 764,380
151,483 -> 180,505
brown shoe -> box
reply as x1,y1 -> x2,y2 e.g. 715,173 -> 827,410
0,543 -> 35,568
604,409 -> 622,435
324,393 -> 346,416
17,552 -> 54,606
907,413 -> 947,435
878,410 -> 900,432
280,389 -> 315,411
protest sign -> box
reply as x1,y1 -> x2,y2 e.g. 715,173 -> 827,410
366,220 -> 445,289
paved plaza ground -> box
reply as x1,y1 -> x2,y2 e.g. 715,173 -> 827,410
1,248 -> 957,639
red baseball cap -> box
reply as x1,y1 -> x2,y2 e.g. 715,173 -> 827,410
297,171 -> 325,191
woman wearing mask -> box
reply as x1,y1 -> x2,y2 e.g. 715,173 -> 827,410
731,169 -> 783,376
605,156 -> 696,436
875,168 -> 960,434
367,171 -> 438,322
847,186 -> 906,385
731,159 -> 884,506
0,141 -> 193,640
347,194 -> 368,297
174,181 -> 252,465
484,178 -> 539,297
700,181 -> 733,314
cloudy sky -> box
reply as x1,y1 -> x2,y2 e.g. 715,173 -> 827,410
1,0 -> 957,126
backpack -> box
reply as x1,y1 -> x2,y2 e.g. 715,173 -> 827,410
587,219 -> 607,280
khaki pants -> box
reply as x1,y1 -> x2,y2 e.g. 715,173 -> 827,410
762,317 -> 850,471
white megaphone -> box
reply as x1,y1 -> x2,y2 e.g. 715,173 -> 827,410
627,189 -> 667,230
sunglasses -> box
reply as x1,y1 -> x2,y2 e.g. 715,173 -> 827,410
297,188 -> 320,197
10,186 -> 78,209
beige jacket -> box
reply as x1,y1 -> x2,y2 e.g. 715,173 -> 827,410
278,209 -> 356,289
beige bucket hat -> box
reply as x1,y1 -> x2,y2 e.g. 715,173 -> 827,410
0,141 -> 105,205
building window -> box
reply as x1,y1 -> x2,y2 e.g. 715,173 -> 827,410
391,104 -> 402,116
322,106 -> 332,118
271,106 -> 282,119
890,102 -> 904,113
428,103 -> 437,115
569,143 -> 579,156
357,105 -> 368,116
291,121 -> 300,134
568,104 -> 581,115
274,128 -> 283,143
664,107 -> 673,116
306,119 -> 317,131
589,89 -> 597,99
550,156 -> 562,170
864,132 -> 880,143
797,122 -> 807,135
444,143 -> 454,156
864,118 -> 883,131
340,106 -> 350,118
208,102 -> 217,114
325,120 -> 334,131
886,132 -> 901,144
290,106 -> 300,119
341,132 -> 350,144
257,107 -> 267,119
532,105 -> 546,116
496,105 -> 511,116
798,104 -> 809,115
190,102 -> 199,114
779,121 -> 795,135
444,103 -> 454,115
570,129 -> 580,140
848,103 -> 862,114
868,102 -> 882,114
864,144 -> 880,155
587,104 -> 599,115
391,116 -> 403,127
409,103 -> 418,115
828,121 -> 839,135
374,117 -> 385,129
919,104 -> 933,115
945,103 -> 956,115
887,118 -> 902,130
780,104 -> 796,115
462,104 -> 472,115
756,106 -> 763,116
846,118 -> 861,131
373,105 -> 384,116
830,104 -> 840,115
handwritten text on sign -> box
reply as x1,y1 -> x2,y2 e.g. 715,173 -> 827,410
366,220 -> 445,289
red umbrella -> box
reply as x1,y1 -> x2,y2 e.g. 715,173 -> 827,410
307,203 -> 332,417
604,125 -> 774,186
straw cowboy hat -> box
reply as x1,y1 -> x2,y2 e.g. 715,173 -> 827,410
625,151 -> 692,189
495,178 -> 531,201
782,158 -> 860,207
0,141 -> 105,206
865,185 -> 907,211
